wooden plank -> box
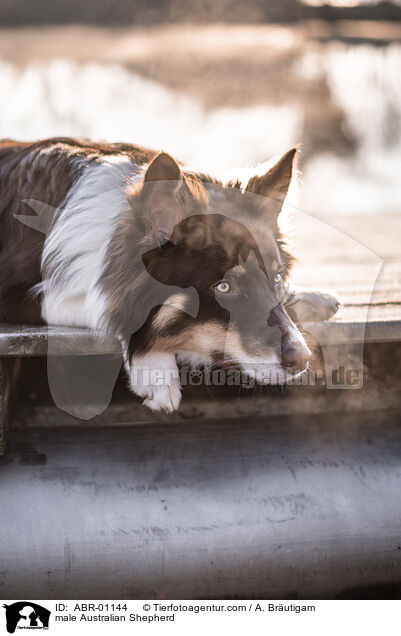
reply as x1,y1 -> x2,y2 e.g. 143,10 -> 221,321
291,213 -> 401,314
2,309 -> 401,357
303,318 -> 401,345
0,324 -> 121,357
12,382 -> 401,429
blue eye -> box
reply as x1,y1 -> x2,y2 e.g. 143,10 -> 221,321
215,281 -> 231,294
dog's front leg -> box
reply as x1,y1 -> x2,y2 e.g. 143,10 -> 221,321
125,350 -> 182,413
287,287 -> 341,323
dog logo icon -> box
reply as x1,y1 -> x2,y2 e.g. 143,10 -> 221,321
3,602 -> 50,633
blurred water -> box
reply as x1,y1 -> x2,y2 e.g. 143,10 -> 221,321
301,43 -> 401,216
0,59 -> 300,174
0,43 -> 400,216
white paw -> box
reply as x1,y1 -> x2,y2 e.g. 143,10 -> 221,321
127,351 -> 182,413
291,290 -> 341,322
309,291 -> 341,321
142,381 -> 182,413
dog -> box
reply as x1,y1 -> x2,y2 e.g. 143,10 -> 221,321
0,137 -> 339,412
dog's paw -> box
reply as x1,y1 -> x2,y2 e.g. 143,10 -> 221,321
127,351 -> 182,413
142,381 -> 182,413
290,290 -> 341,322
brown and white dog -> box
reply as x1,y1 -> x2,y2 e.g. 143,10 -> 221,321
0,137 -> 339,412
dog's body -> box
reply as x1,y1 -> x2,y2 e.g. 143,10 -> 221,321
0,137 -> 339,412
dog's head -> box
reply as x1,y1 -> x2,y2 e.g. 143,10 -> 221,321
109,148 -> 311,382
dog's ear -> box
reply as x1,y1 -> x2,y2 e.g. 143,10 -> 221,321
144,152 -> 183,185
142,153 -> 184,244
245,148 -> 296,218
140,152 -> 207,245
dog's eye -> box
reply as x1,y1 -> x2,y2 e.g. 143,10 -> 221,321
215,281 -> 231,294
274,271 -> 283,286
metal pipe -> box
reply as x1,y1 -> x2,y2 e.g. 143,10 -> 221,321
1,411 -> 401,599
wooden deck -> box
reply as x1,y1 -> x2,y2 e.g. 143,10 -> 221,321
291,211 -> 401,339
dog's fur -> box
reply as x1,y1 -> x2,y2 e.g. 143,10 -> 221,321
0,137 -> 339,412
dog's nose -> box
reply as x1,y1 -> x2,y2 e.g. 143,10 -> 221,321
281,342 -> 311,370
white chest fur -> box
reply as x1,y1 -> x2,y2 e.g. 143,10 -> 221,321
41,155 -> 139,329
